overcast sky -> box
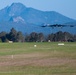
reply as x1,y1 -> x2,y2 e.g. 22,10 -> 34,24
0,0 -> 76,20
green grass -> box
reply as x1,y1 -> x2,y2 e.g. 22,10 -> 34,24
0,42 -> 76,75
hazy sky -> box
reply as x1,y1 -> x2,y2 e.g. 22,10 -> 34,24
0,0 -> 76,20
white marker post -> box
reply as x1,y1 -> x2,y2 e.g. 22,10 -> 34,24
34,45 -> 37,47
11,55 -> 14,59
58,43 -> 64,46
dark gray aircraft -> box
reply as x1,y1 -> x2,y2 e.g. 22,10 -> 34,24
41,24 -> 75,28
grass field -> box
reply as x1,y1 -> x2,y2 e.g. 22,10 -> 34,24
0,42 -> 76,75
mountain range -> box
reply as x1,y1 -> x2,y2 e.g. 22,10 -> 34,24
0,3 -> 76,35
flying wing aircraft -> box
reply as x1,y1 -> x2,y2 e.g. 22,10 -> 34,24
41,24 -> 76,28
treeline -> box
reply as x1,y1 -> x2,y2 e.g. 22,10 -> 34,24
0,28 -> 76,42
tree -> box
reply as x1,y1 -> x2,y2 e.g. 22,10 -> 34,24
0,31 -> 7,42
73,35 -> 76,42
38,33 -> 44,42
29,32 -> 38,42
48,33 -> 54,42
16,31 -> 24,42
64,32 -> 74,42
55,31 -> 64,41
25,34 -> 30,42
47,31 -> 74,42
8,28 -> 17,42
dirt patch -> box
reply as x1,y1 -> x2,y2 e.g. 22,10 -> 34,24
0,53 -> 76,67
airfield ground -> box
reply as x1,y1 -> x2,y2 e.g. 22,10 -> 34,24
0,42 -> 76,75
